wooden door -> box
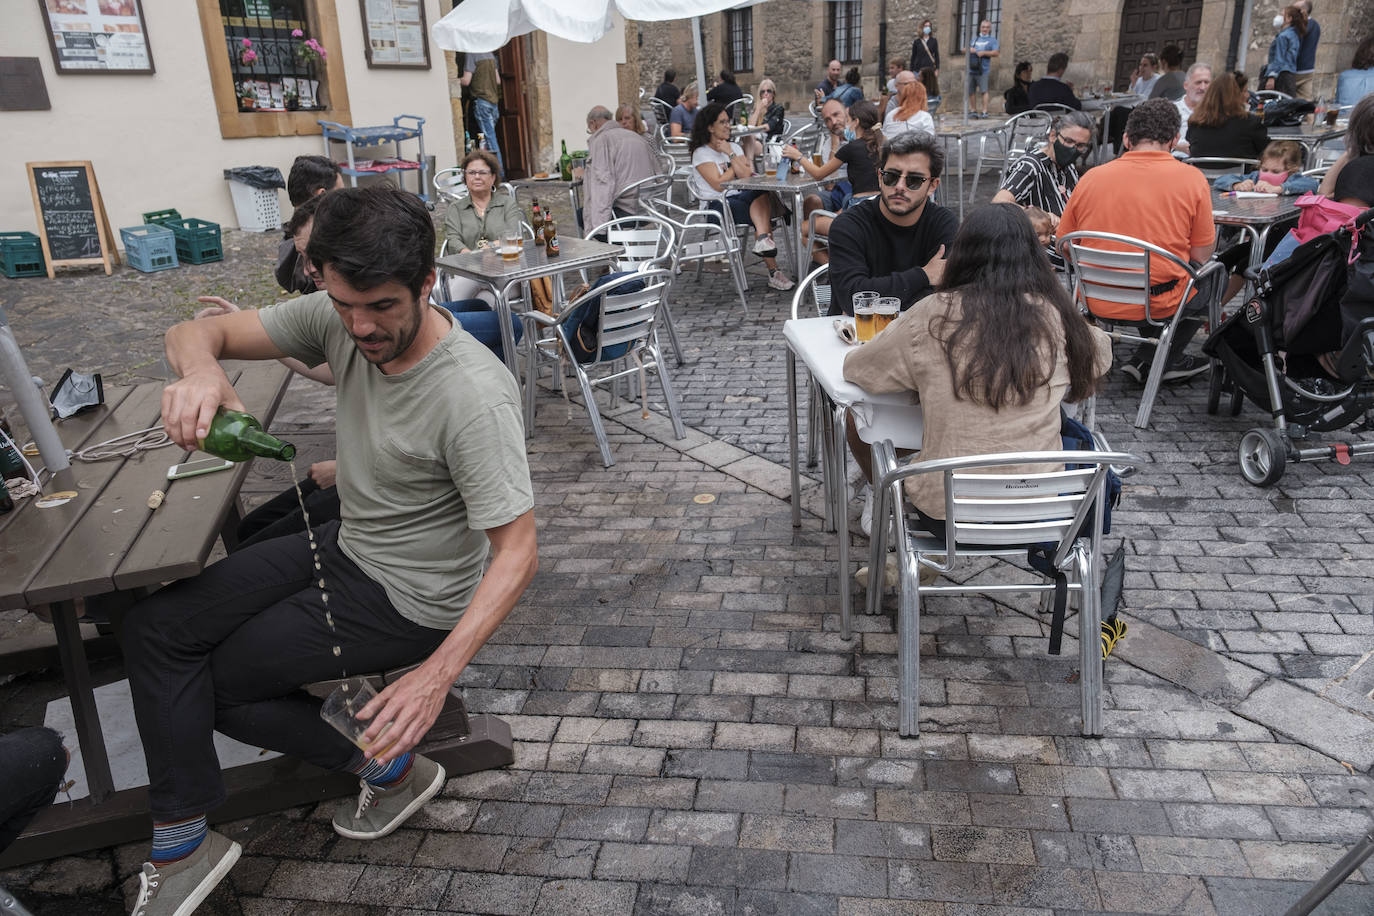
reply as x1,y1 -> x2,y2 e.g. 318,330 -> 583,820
1113,0 -> 1204,91
495,41 -> 533,179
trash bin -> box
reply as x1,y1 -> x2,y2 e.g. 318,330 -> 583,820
223,166 -> 286,232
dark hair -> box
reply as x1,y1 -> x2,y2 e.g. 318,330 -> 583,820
1189,71 -> 1248,127
1160,44 -> 1183,69
1232,69 -> 1249,90
1014,60 -> 1032,79
845,67 -> 862,86
933,204 -> 1104,408
284,191 -> 325,237
1125,98 -> 1181,145
1348,94 -> 1374,157
879,130 -> 944,178
460,149 -> 500,175
664,68 -> 677,83
1353,36 -> 1374,71
287,155 -> 341,207
849,99 -> 883,167
689,102 -> 727,153
719,69 -> 736,85
1283,5 -> 1308,38
1047,52 -> 1069,74
306,186 -> 434,299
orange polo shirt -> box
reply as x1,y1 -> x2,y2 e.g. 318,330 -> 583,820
1056,150 -> 1214,320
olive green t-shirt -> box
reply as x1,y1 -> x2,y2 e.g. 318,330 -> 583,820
259,291 -> 533,630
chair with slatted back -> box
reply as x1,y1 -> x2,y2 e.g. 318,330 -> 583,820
643,187 -> 751,318
865,443 -> 1140,737
1184,157 -> 1260,180
584,214 -> 684,365
521,268 -> 685,466
433,168 -> 517,205
1060,230 -> 1227,428
789,266 -> 835,524
969,110 -> 1053,203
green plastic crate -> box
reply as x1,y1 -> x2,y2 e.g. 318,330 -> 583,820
0,231 -> 45,278
166,217 -> 222,264
142,208 -> 182,226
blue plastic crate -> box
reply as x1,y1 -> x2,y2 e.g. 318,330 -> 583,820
120,224 -> 179,273
166,217 -> 223,264
0,231 -> 45,278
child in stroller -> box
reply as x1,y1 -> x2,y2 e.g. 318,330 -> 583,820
1201,205 -> 1374,485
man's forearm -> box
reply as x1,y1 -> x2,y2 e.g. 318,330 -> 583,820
426,530 -> 537,684
166,319 -> 230,381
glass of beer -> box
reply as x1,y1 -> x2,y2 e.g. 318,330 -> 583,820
812,152 -> 824,168
873,297 -> 900,336
499,233 -> 522,260
853,291 -> 879,343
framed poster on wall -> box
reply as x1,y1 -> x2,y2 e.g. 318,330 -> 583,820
359,0 -> 430,69
37,0 -> 156,74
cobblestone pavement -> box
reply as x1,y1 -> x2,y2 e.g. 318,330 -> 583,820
1,183 -> 1372,915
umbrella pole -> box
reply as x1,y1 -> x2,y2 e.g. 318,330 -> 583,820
693,16 -> 706,102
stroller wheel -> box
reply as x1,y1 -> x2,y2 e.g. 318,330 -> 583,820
1207,364 -> 1225,415
1239,428 -> 1290,487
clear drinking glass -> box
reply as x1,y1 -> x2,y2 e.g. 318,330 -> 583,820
320,678 -> 396,754
873,297 -> 900,336
499,233 -> 522,260
853,291 -> 879,343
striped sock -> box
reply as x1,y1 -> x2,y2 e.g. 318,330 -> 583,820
348,751 -> 413,789
150,814 -> 207,866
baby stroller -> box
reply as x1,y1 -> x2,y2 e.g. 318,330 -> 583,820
1202,206 -> 1374,486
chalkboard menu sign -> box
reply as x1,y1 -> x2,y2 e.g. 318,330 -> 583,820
26,161 -> 115,276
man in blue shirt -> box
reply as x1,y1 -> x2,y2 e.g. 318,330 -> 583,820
1294,0 -> 1320,99
964,20 -> 999,118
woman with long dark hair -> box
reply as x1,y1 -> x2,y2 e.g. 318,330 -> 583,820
843,203 -> 1111,536
687,102 -> 794,290
1186,71 -> 1268,159
783,99 -> 884,262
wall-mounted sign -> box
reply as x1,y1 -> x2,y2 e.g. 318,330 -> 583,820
0,57 -> 52,110
37,0 -> 156,74
359,0 -> 430,69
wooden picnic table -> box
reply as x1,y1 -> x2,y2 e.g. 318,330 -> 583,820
0,362 -> 512,866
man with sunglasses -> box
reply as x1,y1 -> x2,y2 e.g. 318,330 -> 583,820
826,131 -> 958,318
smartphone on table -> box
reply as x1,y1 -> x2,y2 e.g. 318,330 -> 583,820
167,457 -> 234,480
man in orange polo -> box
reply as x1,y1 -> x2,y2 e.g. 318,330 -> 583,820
1056,98 -> 1217,383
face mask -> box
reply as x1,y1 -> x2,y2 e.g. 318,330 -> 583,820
1259,170 -> 1289,186
923,26 -> 931,35
1052,140 -> 1080,169
1272,14 -> 1285,27
843,126 -> 856,141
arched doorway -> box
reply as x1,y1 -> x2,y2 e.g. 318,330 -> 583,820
1113,0 -> 1203,91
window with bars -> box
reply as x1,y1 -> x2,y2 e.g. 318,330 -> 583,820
725,8 -> 753,74
220,0 -> 324,111
828,1 -> 863,65
956,0 -> 1003,55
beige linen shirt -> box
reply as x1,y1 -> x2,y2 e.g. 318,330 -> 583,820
583,120 -> 660,230
842,291 -> 1112,519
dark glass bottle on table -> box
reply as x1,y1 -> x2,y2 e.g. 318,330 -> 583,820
0,477 -> 13,514
531,200 -> 544,234
198,408 -> 296,462
0,409 -> 26,484
544,217 -> 559,256
559,141 -> 573,181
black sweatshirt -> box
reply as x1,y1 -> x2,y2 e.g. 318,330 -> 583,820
827,196 -> 958,316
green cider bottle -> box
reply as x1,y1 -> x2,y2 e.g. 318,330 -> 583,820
198,408 -> 296,462
559,140 -> 572,181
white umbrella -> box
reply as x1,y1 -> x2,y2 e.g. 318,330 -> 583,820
433,0 -> 746,93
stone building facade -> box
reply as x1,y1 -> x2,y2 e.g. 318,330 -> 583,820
627,0 -> 1374,122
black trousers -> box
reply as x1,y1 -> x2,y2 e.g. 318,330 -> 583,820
234,477 -> 341,552
123,521 -> 447,820
0,727 -> 66,852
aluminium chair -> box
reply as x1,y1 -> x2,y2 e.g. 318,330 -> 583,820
521,268 -> 685,467
584,212 -> 684,365
1184,157 -> 1260,180
643,186 -> 751,317
789,265 -> 836,528
865,443 -> 1139,736
1255,89 -> 1292,104
968,110 -> 1053,202
1059,230 -> 1228,428
433,167 -> 517,204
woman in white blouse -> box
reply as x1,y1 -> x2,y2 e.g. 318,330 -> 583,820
882,79 -> 935,139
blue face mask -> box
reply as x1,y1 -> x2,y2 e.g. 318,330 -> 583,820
843,126 -> 856,141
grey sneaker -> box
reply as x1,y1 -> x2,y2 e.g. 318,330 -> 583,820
1161,354 -> 1210,383
131,831 -> 240,916
332,754 -> 446,840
